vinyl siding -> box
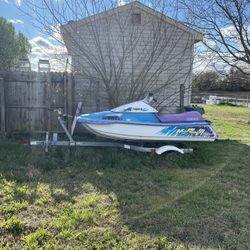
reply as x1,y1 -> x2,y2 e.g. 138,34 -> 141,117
61,4 -> 196,112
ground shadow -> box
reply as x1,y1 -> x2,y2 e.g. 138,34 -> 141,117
0,140 -> 249,249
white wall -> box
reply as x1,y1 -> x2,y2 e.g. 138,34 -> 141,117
62,4 -> 196,112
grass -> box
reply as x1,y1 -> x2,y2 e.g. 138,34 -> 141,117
0,104 -> 250,249
201,104 -> 250,138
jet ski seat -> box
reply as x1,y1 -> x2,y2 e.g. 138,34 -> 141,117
156,111 -> 205,123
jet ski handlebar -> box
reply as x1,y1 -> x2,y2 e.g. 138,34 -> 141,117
145,93 -> 157,104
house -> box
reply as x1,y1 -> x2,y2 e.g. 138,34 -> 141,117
61,1 -> 202,113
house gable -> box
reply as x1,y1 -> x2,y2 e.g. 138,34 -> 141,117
60,1 -> 200,112
61,1 -> 203,43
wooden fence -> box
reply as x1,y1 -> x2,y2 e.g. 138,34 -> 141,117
0,70 -> 115,135
0,71 -> 75,134
0,70 -> 186,135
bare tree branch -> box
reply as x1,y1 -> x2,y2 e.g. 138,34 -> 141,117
181,0 -> 250,75
20,0 -> 198,111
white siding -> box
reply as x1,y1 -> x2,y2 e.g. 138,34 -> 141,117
62,3 -> 197,113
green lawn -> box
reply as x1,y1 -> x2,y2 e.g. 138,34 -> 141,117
0,105 -> 250,249
201,104 -> 250,138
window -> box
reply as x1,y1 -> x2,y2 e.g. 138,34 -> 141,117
131,13 -> 141,25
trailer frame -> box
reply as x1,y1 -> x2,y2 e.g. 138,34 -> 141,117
30,102 -> 193,155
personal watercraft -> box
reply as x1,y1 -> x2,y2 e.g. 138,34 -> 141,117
77,94 -> 217,142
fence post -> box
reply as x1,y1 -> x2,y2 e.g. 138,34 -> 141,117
63,72 -> 68,129
95,81 -> 100,112
68,73 -> 74,113
179,84 -> 185,113
45,73 -> 51,132
0,78 -> 6,136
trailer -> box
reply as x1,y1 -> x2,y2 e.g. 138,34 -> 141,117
30,102 -> 193,155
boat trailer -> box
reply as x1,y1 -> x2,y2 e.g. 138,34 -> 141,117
30,102 -> 193,155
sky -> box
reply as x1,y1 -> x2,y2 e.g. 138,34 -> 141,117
0,0 -> 237,73
0,0 -> 67,71
0,0 -> 35,39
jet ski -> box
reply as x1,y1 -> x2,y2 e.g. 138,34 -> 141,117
77,94 -> 217,142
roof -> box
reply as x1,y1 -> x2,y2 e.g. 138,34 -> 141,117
61,1 -> 203,43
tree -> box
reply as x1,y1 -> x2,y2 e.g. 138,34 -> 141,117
0,17 -> 31,70
224,67 -> 250,90
193,68 -> 250,91
193,71 -> 222,91
19,0 -> 198,110
181,0 -> 250,75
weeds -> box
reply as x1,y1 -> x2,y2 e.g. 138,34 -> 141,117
21,228 -> 48,250
2,216 -> 26,236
